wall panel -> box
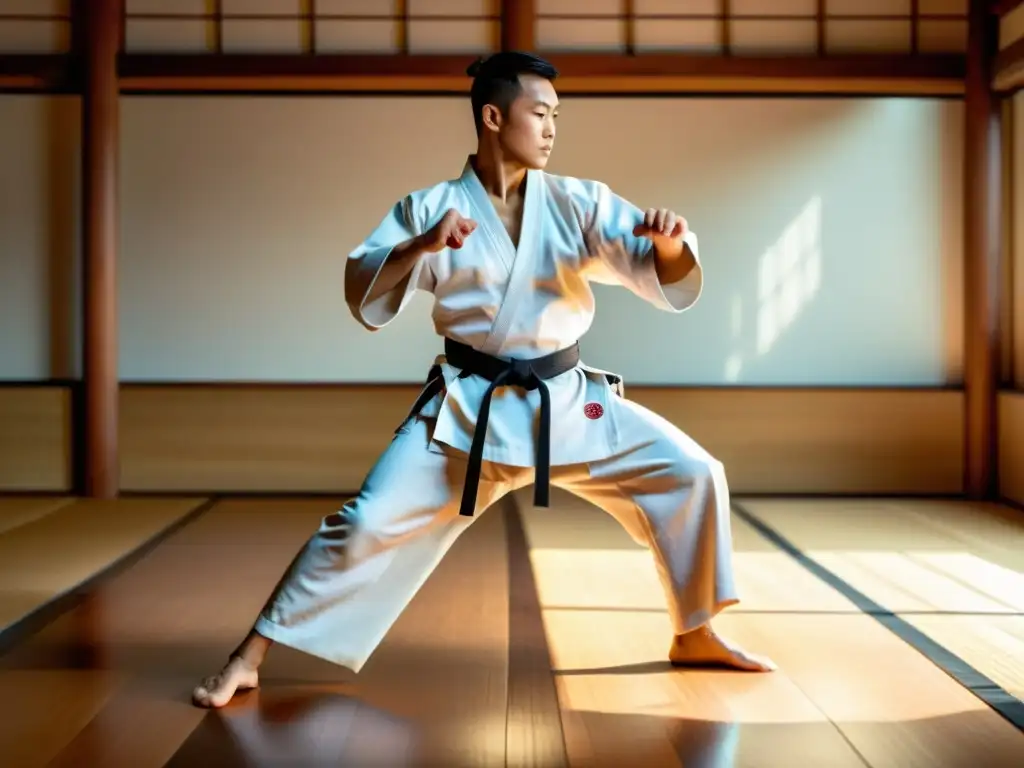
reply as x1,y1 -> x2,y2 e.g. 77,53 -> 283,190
0,0 -> 70,54
0,386 -> 72,492
119,386 -> 964,495
112,0 -> 972,56
114,96 -> 963,387
0,384 -> 966,495
0,95 -> 79,383
1012,93 -> 1024,388
999,392 -> 1024,506
122,0 -> 500,54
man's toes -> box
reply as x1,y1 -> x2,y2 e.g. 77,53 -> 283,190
735,653 -> 777,672
192,676 -> 224,707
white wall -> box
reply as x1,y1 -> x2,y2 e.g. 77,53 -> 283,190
0,94 -> 964,386
0,95 -> 79,381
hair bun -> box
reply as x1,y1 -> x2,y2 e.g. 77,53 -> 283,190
466,56 -> 487,77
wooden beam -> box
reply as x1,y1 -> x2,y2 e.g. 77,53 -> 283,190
963,0 -> 1002,500
994,35 -> 1024,92
116,52 -> 966,96
992,0 -> 1022,15
501,0 -> 535,51
80,0 -> 121,499
0,54 -> 75,92
0,49 -> 970,96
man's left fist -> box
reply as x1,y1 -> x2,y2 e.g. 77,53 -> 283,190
633,208 -> 687,241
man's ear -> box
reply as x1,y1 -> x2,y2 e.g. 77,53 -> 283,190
481,104 -> 503,133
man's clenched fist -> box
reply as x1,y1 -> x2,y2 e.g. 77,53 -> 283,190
422,208 -> 478,252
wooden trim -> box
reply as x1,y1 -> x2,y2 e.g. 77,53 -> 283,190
396,0 -> 408,54
0,51 -> 968,96
994,35 -> 1024,92
501,0 -> 534,52
213,0 -> 224,54
0,380 -> 80,388
0,383 -> 970,495
999,97 -> 1015,386
0,54 -> 76,92
998,391 -> 1024,505
0,386 -> 73,492
911,0 -> 920,54
963,0 -> 1002,500
306,0 -> 316,54
114,52 -> 969,80
114,52 -> 966,96
721,0 -> 731,54
992,0 -> 1023,15
114,385 -> 965,496
81,0 -> 121,499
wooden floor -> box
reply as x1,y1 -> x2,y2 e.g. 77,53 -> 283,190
0,490 -> 1021,767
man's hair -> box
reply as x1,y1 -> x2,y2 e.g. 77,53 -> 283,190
466,52 -> 559,134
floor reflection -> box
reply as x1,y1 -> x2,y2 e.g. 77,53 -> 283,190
168,689 -> 419,767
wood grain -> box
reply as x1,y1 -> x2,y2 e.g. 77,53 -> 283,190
519,488 -> 1024,768
118,385 -> 966,496
999,391 -> 1024,505
741,496 -> 1024,735
0,496 -> 207,634
0,386 -> 72,492
1,497 -> 515,768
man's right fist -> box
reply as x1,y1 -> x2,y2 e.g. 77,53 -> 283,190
421,208 -> 477,252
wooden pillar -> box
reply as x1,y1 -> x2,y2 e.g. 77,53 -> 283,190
81,0 -> 121,498
963,0 -> 1002,499
501,0 -> 535,51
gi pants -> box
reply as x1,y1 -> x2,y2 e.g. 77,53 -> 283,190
254,396 -> 738,673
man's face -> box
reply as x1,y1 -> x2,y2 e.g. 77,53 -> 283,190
490,74 -> 559,170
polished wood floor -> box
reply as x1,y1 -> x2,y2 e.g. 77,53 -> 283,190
0,490 -> 1021,767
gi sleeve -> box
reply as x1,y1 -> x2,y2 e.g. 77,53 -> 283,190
582,181 -> 703,314
345,195 -> 436,331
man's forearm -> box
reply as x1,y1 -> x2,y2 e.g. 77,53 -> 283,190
364,235 -> 430,304
653,240 -> 697,285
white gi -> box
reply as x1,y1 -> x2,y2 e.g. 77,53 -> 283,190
253,158 -> 738,672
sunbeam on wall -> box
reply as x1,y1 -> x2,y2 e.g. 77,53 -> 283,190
724,196 -> 823,383
757,196 -> 823,357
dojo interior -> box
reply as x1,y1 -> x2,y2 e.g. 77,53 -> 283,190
1,1 -> 1024,766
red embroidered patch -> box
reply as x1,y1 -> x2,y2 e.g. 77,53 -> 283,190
583,402 -> 604,420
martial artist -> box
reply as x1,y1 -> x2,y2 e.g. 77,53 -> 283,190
193,51 -> 774,709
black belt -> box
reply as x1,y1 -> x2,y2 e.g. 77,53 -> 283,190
406,338 -> 581,517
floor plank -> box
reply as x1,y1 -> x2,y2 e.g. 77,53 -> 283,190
740,498 -> 1024,719
2,492 -> 1021,767
0,496 -> 74,535
517,489 -> 1024,768
2,497 -> 513,768
738,499 -> 1023,613
0,669 -> 122,768
0,496 -> 208,633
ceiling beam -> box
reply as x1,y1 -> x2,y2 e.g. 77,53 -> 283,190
991,0 -> 1023,15
0,54 -> 77,92
113,52 -> 965,96
994,35 -> 1024,91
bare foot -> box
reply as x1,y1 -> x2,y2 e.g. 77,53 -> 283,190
192,656 -> 260,708
669,624 -> 776,672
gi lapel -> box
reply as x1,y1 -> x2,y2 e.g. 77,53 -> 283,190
459,159 -> 515,273
458,160 -> 543,356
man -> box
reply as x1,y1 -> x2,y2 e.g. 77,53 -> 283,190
193,51 -> 774,710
